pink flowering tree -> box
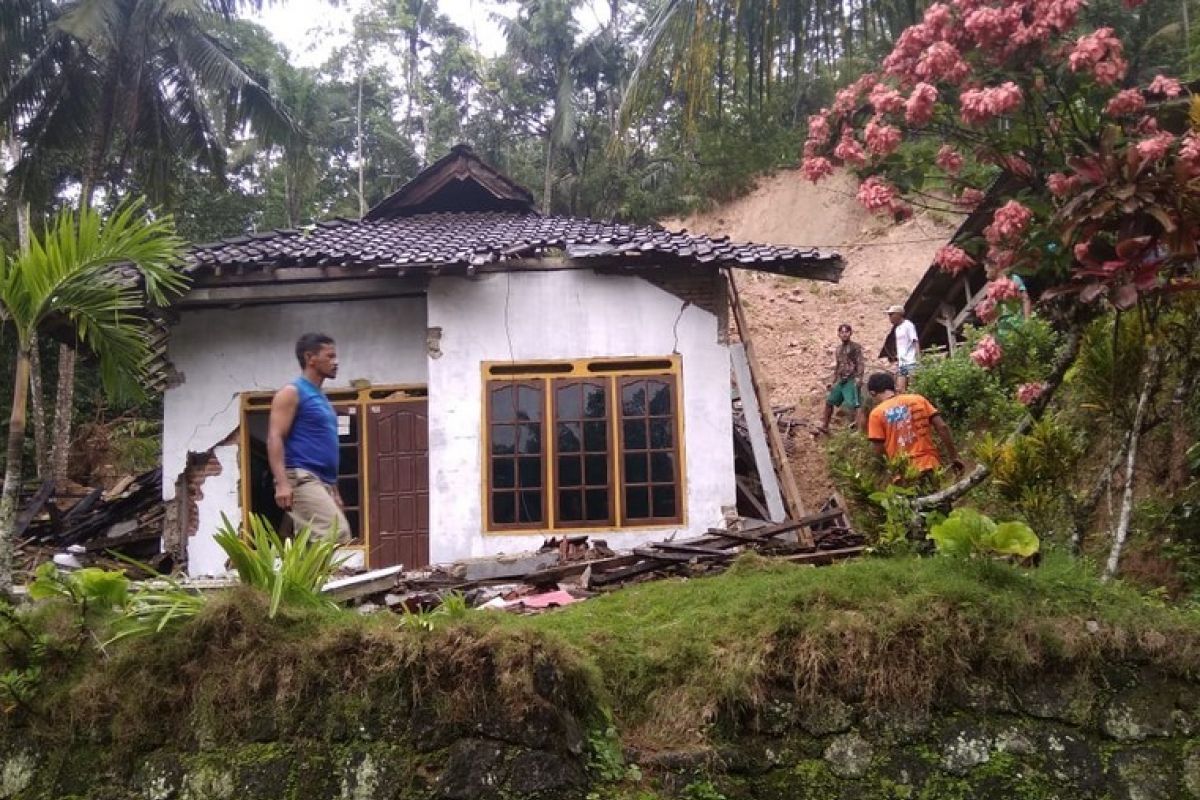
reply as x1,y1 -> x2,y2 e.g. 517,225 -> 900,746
801,0 -> 1198,325
800,0 -> 1200,562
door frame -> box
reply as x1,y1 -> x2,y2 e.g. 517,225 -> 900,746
239,383 -> 429,569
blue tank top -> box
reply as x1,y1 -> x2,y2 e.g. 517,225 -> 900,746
284,377 -> 339,485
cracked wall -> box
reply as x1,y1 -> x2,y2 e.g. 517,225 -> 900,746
162,298 -> 428,574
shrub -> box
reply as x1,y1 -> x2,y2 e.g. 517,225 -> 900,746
910,344 -> 1020,432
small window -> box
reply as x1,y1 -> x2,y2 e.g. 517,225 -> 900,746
553,379 -> 613,526
486,381 -> 546,528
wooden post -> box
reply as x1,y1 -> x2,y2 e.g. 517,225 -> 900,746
725,270 -> 808,531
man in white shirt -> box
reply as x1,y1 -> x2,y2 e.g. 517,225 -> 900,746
887,304 -> 920,392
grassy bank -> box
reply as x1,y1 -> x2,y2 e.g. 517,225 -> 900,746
504,553 -> 1200,747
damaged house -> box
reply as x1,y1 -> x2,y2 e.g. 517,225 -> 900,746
161,146 -> 841,575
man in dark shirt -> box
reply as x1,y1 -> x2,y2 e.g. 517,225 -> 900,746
814,323 -> 865,436
267,332 -> 351,543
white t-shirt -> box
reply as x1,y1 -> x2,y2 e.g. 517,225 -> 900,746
895,319 -> 919,366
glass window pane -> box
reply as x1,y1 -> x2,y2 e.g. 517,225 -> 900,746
491,425 -> 516,455
558,490 -> 583,522
492,459 -> 515,489
583,384 -> 607,418
584,454 -> 607,486
648,381 -> 672,416
517,386 -> 542,422
556,384 -> 582,420
622,420 -> 647,450
649,419 -> 673,449
625,486 -> 650,519
624,453 -> 648,484
559,456 -> 582,488
337,413 -> 359,442
518,457 -> 542,488
493,492 -> 515,524
338,477 -> 360,506
557,422 -> 582,453
491,386 -> 517,422
583,421 -> 607,452
652,486 -> 677,518
518,491 -> 542,523
518,423 -> 542,455
622,382 -> 646,416
650,452 -> 675,483
585,489 -> 608,521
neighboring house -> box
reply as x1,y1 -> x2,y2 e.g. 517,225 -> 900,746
161,145 -> 842,576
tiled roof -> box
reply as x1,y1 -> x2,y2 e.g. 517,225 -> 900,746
185,211 -> 840,278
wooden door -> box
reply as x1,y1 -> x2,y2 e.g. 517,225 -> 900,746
367,400 -> 429,569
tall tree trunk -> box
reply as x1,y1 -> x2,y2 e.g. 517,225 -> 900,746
0,348 -> 33,591
14,201 -> 49,481
1167,370 -> 1197,492
542,133 -> 555,214
356,67 -> 366,218
1104,347 -> 1159,580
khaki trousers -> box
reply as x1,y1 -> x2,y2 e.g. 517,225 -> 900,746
284,468 -> 352,544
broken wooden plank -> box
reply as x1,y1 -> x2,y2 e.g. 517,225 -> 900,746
61,486 -> 103,524
650,542 -> 736,557
13,480 -> 54,539
726,270 -> 808,528
323,566 -> 405,603
81,527 -> 164,553
731,343 -> 786,523
778,546 -> 864,564
734,475 -> 771,521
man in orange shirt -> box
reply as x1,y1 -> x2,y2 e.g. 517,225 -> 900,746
865,372 -> 963,480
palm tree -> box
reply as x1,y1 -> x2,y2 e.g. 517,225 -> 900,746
1,0 -> 292,483
0,200 -> 187,590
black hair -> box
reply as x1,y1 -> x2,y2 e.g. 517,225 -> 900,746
838,323 -> 853,333
867,372 -> 895,394
295,332 -> 335,368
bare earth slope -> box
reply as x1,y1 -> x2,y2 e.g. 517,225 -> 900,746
665,169 -> 955,510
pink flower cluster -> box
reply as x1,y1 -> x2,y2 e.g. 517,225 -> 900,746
1104,88 -> 1145,118
807,113 -> 832,146
935,244 -> 976,274
915,42 -> 971,84
984,200 -> 1033,245
1147,74 -> 1183,98
1180,133 -> 1200,176
834,129 -> 867,166
802,156 -> 834,183
971,335 -> 1003,369
985,276 -> 1023,302
1047,172 -> 1081,198
936,145 -> 964,174
869,83 -> 906,115
1135,131 -> 1176,163
856,176 -> 898,212
1016,382 -> 1045,405
832,73 -> 878,114
955,187 -> 985,208
1068,27 -> 1127,86
865,118 -> 903,156
960,82 -> 1023,125
905,83 -> 939,125
975,297 -> 999,323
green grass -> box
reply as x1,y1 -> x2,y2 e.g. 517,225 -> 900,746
501,553 -> 1200,747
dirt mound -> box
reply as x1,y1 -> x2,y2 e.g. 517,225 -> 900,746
666,168 -> 956,510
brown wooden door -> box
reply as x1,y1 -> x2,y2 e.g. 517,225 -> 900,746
367,400 -> 429,569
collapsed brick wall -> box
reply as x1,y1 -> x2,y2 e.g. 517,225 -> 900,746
161,430 -> 237,567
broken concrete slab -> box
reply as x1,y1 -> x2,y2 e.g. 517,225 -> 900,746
447,551 -> 561,582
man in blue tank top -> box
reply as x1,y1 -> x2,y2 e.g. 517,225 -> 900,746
267,332 -> 351,543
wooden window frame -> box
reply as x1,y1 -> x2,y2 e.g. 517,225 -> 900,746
551,377 -> 616,528
484,380 -> 549,530
480,357 -> 686,534
617,375 -> 684,526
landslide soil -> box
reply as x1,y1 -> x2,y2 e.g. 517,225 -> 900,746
664,169 -> 957,511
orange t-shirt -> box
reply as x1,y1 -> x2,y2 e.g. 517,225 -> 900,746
867,394 -> 942,472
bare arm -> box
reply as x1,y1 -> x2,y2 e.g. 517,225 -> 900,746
870,439 -> 886,457
268,385 -> 299,510
931,414 -> 962,469
1022,292 -> 1033,319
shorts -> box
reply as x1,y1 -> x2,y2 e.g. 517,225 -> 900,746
898,362 -> 918,378
285,468 -> 353,544
826,378 -> 861,409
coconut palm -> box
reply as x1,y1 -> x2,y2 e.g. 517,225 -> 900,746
0,200 -> 187,590
1,0 -> 292,483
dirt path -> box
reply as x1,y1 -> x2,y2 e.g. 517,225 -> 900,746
666,169 -> 955,511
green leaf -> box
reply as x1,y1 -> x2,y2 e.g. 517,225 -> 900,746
985,522 -> 1041,558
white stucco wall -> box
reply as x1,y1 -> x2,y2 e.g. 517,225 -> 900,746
426,270 -> 735,562
162,298 -> 428,574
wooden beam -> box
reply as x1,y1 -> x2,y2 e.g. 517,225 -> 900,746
731,343 -> 786,522
178,277 -> 427,308
726,270 -> 809,532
